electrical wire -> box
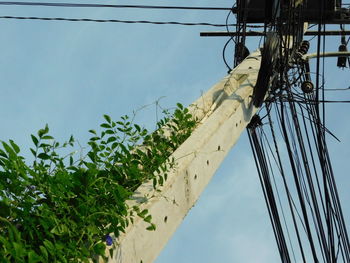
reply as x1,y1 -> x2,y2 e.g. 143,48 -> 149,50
221,3 -> 237,72
0,15 -> 234,27
222,38 -> 233,72
246,1 -> 350,261
0,1 -> 233,11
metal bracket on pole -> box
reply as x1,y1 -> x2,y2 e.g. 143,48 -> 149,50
302,51 -> 350,60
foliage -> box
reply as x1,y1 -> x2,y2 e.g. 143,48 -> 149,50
0,103 -> 197,262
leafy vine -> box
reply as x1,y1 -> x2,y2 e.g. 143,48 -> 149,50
0,103 -> 197,262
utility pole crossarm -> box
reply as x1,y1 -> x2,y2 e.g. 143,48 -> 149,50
200,30 -> 350,37
105,50 -> 262,263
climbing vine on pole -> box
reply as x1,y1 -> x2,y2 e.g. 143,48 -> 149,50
0,103 -> 197,262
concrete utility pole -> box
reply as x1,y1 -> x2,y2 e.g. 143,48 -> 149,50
105,50 -> 261,263
103,1 -> 350,262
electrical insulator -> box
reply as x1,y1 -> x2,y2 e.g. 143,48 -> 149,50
337,36 -> 348,68
295,41 -> 310,59
301,81 -> 314,94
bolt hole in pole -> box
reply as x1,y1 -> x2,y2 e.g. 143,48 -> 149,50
194,174 -> 198,180
218,145 -> 221,151
164,216 -> 168,223
206,160 -> 209,165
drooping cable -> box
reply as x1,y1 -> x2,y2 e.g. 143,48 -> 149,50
247,2 -> 350,259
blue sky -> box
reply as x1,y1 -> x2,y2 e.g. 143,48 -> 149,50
0,1 -> 349,262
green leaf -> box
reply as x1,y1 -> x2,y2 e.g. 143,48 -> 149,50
139,209 -> 148,218
37,153 -> 50,160
50,225 -> 60,235
106,136 -> 117,144
121,115 -> 129,120
43,240 -> 55,254
0,201 -> 10,217
111,142 -> 120,149
93,242 -> 106,255
158,176 -> 164,186
9,139 -> 20,154
0,236 -> 11,250
38,124 -> 49,138
31,135 -> 39,146
2,142 -> 16,158
134,124 -> 141,132
0,149 -> 7,158
117,127 -> 125,132
41,135 -> 54,140
103,114 -> 112,124
101,123 -> 111,128
30,148 -> 36,157
152,178 -> 157,189
133,206 -> 140,213
176,103 -> 184,110
109,248 -> 114,259
89,129 -> 97,135
13,242 -> 26,257
105,130 -> 114,135
44,123 -> 49,133
28,250 -> 42,263
144,215 -> 152,223
119,144 -> 129,155
146,223 -> 156,231
39,246 -> 48,260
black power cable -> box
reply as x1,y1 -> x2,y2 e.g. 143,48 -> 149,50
247,1 -> 350,259
0,16 -> 234,27
247,123 -> 292,263
0,1 -> 233,11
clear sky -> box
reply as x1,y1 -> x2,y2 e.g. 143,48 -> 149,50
0,1 -> 349,262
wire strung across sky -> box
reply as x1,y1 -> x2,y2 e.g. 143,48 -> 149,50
0,1 -> 232,11
0,15 -> 235,27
